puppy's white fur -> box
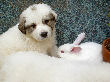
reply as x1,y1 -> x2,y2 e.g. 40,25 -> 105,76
0,3 -> 58,67
0,52 -> 110,82
58,42 -> 103,63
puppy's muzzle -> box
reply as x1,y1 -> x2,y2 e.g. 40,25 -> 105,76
40,32 -> 48,38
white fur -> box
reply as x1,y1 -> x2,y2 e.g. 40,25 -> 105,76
0,3 -> 58,67
31,24 -> 52,40
58,42 -> 103,63
73,32 -> 85,45
0,52 -> 110,82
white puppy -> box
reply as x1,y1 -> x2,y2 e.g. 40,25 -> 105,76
0,3 -> 58,66
0,52 -> 110,82
58,42 -> 103,63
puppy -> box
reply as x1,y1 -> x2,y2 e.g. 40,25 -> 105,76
0,3 -> 58,67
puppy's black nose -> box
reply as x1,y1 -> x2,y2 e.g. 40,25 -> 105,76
40,32 -> 48,38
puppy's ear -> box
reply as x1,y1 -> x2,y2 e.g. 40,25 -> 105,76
18,15 -> 26,34
51,11 -> 57,20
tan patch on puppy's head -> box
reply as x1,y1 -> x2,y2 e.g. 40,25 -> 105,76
18,15 -> 36,34
18,16 -> 26,34
25,23 -> 36,34
42,13 -> 56,30
30,5 -> 37,11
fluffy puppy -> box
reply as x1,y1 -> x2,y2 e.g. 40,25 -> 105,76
0,3 -> 58,67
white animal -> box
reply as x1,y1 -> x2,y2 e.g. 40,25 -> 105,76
58,33 -> 102,63
0,51 -> 110,82
73,32 -> 85,45
58,42 -> 103,63
0,3 -> 58,67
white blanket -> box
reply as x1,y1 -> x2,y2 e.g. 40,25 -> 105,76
0,51 -> 110,82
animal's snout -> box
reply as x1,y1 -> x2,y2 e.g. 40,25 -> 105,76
40,32 -> 48,38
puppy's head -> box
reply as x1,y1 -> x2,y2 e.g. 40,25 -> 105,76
18,3 -> 57,41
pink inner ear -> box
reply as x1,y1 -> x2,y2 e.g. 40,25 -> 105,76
71,47 -> 82,53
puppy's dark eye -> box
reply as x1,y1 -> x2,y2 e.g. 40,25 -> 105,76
44,20 -> 49,24
31,24 -> 36,28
